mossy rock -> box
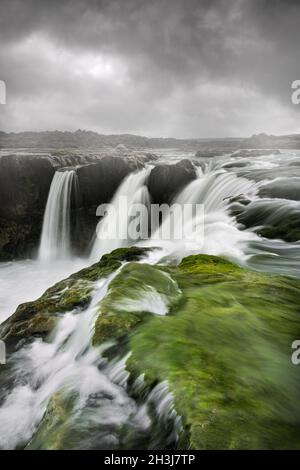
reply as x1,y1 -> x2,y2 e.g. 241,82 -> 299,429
93,262 -> 182,345
108,255 -> 300,449
73,246 -> 151,282
0,246 -> 150,347
26,392 -> 77,450
0,278 -> 93,346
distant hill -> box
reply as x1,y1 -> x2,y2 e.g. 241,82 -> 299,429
1,129 -> 300,150
0,129 -> 241,150
241,133 -> 300,149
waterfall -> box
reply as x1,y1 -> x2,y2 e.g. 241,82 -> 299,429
39,170 -> 77,261
142,169 -> 258,263
90,169 -> 150,261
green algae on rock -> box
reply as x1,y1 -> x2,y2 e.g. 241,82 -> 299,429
0,246 -> 150,346
124,255 -> 300,449
0,278 -> 92,345
93,262 -> 182,345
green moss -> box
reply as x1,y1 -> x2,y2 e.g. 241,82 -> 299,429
122,255 -> 300,449
26,392 -> 77,450
74,246 -> 151,281
0,246 -> 151,345
0,278 -> 93,344
177,254 -> 241,274
93,262 -> 181,345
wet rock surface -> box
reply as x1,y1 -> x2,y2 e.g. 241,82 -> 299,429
148,159 -> 197,203
0,152 -> 157,260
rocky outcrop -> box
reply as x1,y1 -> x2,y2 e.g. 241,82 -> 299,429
259,178 -> 300,201
76,156 -> 132,208
231,197 -> 300,243
195,149 -> 229,158
147,159 -> 197,204
0,154 -> 56,259
0,154 -> 55,221
0,152 -> 158,260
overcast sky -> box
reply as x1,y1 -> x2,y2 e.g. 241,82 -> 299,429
0,0 -> 300,138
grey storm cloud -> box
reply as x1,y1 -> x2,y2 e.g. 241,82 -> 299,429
0,0 -> 300,137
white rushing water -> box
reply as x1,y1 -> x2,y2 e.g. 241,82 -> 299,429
0,265 -> 180,449
90,165 -> 259,265
142,169 -> 258,264
39,170 -> 77,261
0,273 -> 124,449
90,169 -> 150,261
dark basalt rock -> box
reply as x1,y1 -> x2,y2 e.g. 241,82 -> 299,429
222,160 -> 250,169
259,178 -> 300,201
232,198 -> 300,243
147,159 -> 197,204
194,149 -> 229,158
0,154 -> 56,259
76,156 -> 132,208
0,154 -> 55,221
0,153 -> 146,260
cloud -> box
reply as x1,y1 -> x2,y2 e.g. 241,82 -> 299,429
0,0 -> 299,137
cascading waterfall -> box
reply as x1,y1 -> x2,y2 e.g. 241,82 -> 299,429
90,169 -> 150,261
142,169 -> 259,263
90,166 -> 259,265
39,170 -> 77,261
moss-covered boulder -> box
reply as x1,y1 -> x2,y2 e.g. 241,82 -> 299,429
94,254 -> 300,449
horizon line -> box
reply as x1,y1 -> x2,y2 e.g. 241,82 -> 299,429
1,129 -> 299,141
